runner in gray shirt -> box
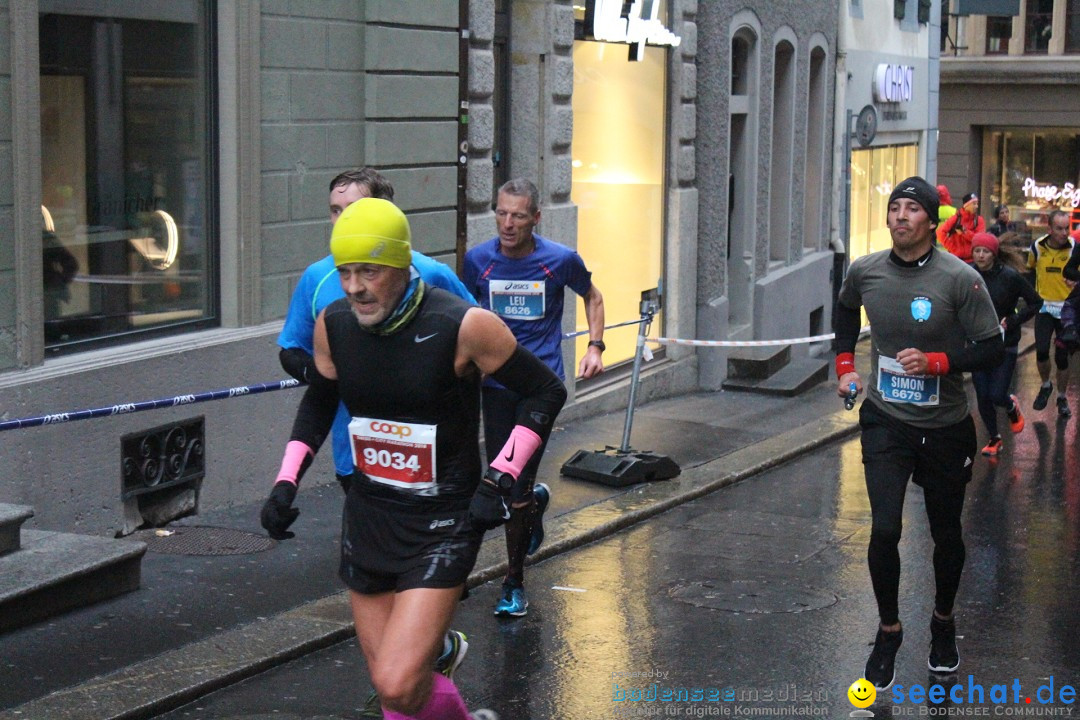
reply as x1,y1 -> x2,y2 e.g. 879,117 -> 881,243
834,176 -> 1003,691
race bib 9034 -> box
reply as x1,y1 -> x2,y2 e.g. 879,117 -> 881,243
349,417 -> 437,489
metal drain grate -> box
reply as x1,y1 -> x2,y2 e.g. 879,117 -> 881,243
129,526 -> 276,556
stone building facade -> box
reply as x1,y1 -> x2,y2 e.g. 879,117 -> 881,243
0,0 -> 838,535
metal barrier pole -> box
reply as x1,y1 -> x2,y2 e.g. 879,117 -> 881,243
560,287 -> 680,487
618,307 -> 653,453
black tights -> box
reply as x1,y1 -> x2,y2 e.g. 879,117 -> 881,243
504,501 -> 539,586
860,402 -> 973,626
483,386 -> 548,587
866,468 -> 967,625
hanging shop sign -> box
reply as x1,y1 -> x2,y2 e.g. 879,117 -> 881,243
1022,177 -> 1080,208
873,64 -> 914,104
583,0 -> 681,61
872,63 -> 914,121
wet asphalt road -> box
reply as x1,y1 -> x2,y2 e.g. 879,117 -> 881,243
152,356 -> 1080,719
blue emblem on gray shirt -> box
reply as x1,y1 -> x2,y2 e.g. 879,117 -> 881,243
911,296 -> 932,322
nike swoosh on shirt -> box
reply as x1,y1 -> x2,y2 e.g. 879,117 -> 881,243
415,333 -> 438,343
503,441 -> 516,462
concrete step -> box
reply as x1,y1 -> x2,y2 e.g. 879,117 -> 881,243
0,504 -> 34,557
726,345 -> 791,380
0,529 -> 146,632
722,357 -> 830,397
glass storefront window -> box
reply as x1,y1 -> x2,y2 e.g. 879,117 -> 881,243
39,2 -> 216,353
571,39 -> 667,368
1067,0 -> 1080,53
983,128 -> 1080,239
1025,0 -> 1053,54
848,144 -> 918,261
986,16 -> 1012,54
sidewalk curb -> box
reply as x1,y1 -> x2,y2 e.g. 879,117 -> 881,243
0,411 -> 859,720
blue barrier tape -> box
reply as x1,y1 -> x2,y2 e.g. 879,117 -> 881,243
0,378 -> 300,432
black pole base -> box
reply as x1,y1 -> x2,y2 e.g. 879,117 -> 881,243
560,448 -> 681,487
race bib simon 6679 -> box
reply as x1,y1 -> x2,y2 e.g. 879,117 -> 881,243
877,355 -> 940,406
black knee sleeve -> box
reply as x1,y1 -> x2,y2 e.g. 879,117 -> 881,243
1055,343 -> 1069,369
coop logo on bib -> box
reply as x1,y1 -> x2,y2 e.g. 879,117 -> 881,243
349,417 -> 437,490
911,296 -> 932,323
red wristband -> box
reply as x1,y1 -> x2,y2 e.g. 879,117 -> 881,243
835,353 -> 856,379
925,352 -> 950,375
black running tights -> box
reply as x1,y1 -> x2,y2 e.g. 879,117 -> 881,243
865,460 -> 967,626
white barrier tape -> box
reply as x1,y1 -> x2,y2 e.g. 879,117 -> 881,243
648,333 -> 833,348
646,326 -> 870,349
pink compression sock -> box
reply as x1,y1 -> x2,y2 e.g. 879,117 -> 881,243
379,672 -> 471,720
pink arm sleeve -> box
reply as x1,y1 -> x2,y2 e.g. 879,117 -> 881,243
488,425 -> 542,478
275,440 -> 314,485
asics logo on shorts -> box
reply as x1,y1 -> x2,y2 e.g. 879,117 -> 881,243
429,518 -> 456,529
370,421 -> 412,437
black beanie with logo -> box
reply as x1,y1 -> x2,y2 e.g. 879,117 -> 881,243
888,177 -> 940,224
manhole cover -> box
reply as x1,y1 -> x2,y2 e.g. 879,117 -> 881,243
669,579 -> 837,614
129,526 -> 276,556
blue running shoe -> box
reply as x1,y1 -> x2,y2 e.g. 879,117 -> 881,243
527,483 -> 550,556
493,582 -> 528,617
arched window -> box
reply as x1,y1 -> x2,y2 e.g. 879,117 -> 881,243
727,17 -> 760,331
769,36 -> 796,262
803,42 -> 829,252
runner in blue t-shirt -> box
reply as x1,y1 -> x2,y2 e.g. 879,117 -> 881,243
278,169 -> 475,490
463,177 -> 606,618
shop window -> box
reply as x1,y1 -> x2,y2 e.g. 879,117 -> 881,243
39,3 -> 216,354
983,128 -> 1080,240
940,0 -> 952,53
1067,0 -> 1080,52
571,39 -> 667,368
986,16 -> 1013,54
848,145 -> 918,261
1024,0 -> 1053,54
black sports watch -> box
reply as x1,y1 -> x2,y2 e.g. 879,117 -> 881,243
484,467 -> 515,494
588,339 -> 606,352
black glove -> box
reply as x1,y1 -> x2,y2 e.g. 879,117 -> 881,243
468,481 -> 511,533
261,482 -> 300,540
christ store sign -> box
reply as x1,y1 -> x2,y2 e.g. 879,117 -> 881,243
582,0 -> 681,61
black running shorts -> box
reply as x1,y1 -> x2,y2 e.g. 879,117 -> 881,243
859,400 -> 976,489
338,490 -> 483,594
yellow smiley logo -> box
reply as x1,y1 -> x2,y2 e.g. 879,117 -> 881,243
848,678 -> 876,708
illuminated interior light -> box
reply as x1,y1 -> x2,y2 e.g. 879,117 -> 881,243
41,205 -> 55,233
128,209 -> 179,270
